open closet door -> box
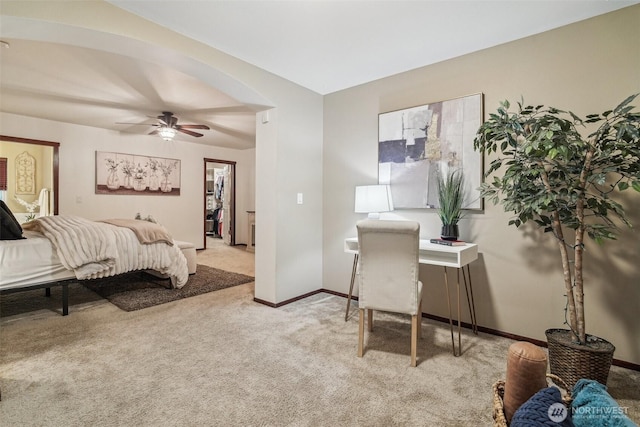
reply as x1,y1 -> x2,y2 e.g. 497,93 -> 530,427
222,164 -> 233,245
204,158 -> 236,248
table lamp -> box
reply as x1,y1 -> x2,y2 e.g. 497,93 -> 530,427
354,184 -> 394,219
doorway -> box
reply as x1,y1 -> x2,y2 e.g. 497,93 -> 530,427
204,158 -> 236,249
0,135 -> 59,220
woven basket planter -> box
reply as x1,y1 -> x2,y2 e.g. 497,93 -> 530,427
546,328 -> 615,389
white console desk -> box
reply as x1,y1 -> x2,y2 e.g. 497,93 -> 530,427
344,237 -> 479,356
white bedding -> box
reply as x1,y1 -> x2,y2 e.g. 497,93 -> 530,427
0,230 -> 75,290
1,216 -> 189,290
23,215 -> 119,279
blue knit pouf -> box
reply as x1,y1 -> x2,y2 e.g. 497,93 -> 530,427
511,386 -> 574,427
572,379 -> 637,427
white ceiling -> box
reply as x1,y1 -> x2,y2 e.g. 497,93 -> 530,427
108,0 -> 640,95
1,1 -> 638,149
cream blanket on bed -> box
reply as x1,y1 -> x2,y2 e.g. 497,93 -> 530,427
23,215 -> 188,288
98,218 -> 174,246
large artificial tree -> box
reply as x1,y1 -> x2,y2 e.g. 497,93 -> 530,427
474,94 -> 640,346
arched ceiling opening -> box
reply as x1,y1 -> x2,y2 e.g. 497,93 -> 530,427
0,16 -> 273,149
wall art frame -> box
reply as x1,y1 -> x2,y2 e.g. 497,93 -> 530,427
15,151 -> 36,195
378,92 -> 484,210
95,151 -> 181,196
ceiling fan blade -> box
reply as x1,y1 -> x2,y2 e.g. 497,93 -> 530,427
177,128 -> 204,138
116,122 -> 155,125
177,124 -> 210,130
148,129 -> 159,136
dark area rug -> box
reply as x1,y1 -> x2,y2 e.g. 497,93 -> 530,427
82,264 -> 254,312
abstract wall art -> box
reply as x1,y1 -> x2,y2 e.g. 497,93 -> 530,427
378,93 -> 483,210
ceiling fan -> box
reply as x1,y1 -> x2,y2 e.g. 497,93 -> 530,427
118,112 -> 210,140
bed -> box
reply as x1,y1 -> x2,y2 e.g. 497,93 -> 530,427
0,214 -> 189,315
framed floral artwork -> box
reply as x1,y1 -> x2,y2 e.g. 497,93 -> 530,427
95,151 -> 181,195
378,93 -> 483,210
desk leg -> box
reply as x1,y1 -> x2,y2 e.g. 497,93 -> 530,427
463,265 -> 478,334
445,267 -> 465,357
443,267 -> 457,356
457,268 -> 462,356
345,254 -> 359,321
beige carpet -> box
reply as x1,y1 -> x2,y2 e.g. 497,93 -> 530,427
1,282 -> 639,426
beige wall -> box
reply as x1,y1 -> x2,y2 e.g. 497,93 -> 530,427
323,6 -> 640,364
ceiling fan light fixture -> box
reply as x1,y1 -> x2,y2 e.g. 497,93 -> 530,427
158,126 -> 176,141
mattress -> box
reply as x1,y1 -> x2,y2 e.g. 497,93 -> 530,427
0,230 -> 75,291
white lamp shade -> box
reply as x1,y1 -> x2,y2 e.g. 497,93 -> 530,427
355,185 -> 394,217
158,126 -> 176,141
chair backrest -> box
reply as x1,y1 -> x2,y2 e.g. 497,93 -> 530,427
356,219 -> 420,315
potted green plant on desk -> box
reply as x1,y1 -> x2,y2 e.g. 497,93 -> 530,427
474,94 -> 640,386
437,168 -> 465,241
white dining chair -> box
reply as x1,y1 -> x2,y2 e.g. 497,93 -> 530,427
356,219 -> 423,367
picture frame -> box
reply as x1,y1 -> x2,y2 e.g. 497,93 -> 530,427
95,151 -> 181,196
378,93 -> 484,210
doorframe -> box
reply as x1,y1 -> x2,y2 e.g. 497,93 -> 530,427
203,158 -> 236,249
